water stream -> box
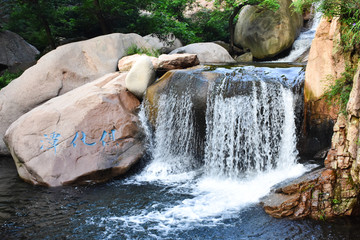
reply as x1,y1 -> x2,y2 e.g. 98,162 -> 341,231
2,65 -> 360,239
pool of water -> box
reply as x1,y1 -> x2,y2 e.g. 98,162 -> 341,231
1,157 -> 360,240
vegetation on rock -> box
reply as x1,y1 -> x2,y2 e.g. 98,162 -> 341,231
293,0 -> 360,113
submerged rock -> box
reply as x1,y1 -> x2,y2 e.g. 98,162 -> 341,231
234,0 -> 303,59
4,73 -> 144,187
0,33 -> 151,156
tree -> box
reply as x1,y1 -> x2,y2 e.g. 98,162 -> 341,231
210,0 -> 280,54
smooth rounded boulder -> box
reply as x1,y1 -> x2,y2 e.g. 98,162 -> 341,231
4,72 -> 144,187
0,30 -> 39,71
0,33 -> 151,156
170,43 -> 235,64
234,0 -> 303,59
125,55 -> 156,98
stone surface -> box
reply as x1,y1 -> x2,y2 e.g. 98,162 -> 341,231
262,193 -> 300,218
300,17 -> 343,158
234,0 -> 303,59
125,55 -> 156,98
235,52 -> 253,62
157,54 -> 200,71
118,54 -> 158,72
4,72 -> 144,187
0,33 -> 151,156
144,34 -> 182,53
347,62 -> 360,117
0,30 -> 39,72
169,43 -> 235,64
118,53 -> 200,72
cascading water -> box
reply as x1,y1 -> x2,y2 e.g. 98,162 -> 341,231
85,65 -> 314,238
204,78 -> 298,178
276,3 -> 323,62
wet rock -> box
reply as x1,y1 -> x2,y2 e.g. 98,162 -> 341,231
262,193 -> 300,218
4,72 -> 144,187
0,33 -> 150,155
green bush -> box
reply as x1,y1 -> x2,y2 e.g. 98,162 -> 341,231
323,64 -> 356,113
0,70 -> 23,90
125,44 -> 161,57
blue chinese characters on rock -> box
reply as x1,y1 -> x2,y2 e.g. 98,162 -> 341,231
40,129 -> 118,155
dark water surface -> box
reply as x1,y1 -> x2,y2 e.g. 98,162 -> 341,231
1,157 -> 360,240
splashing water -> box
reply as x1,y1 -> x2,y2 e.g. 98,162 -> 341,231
89,65 -> 311,237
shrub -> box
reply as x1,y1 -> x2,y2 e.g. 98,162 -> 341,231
0,70 -> 23,90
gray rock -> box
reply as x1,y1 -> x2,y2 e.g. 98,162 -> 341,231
0,30 -> 39,72
234,0 -> 303,59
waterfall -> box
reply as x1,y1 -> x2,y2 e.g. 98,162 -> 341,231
204,80 -> 298,178
138,65 -> 303,181
276,3 -> 323,62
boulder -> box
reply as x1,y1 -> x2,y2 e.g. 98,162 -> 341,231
169,43 -> 235,64
0,30 -> 39,72
0,33 -> 151,156
125,55 -> 156,98
4,72 -> 144,187
118,53 -> 200,72
157,54 -> 200,71
118,54 -> 158,72
234,0 -> 303,59
144,34 -> 182,53
235,52 -> 253,62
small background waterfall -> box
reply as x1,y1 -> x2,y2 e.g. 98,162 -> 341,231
276,3 -> 322,62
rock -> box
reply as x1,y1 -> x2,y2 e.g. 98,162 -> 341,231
157,54 -> 200,71
118,54 -> 158,72
213,41 -> 244,55
347,62 -> 360,117
169,43 -> 236,64
0,33 -> 151,156
235,52 -> 253,62
300,17 -> 343,158
4,72 -> 144,187
125,55 -> 156,98
234,0 -> 303,59
0,30 -> 39,72
144,34 -> 182,54
118,53 -> 200,72
262,193 -> 300,218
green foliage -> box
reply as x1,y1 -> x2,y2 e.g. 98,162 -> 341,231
332,198 -> 341,204
323,64 -> 356,114
0,70 -> 23,89
125,44 -> 160,57
292,0 -> 360,53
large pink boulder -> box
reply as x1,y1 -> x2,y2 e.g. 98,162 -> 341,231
4,72 -> 144,187
0,33 -> 151,156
